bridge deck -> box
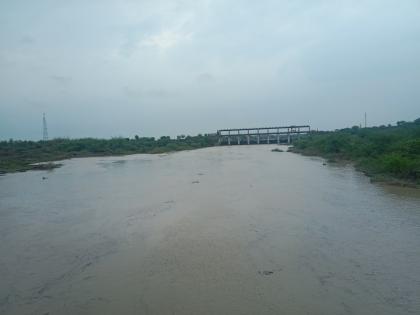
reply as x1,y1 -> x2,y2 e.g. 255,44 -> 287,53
217,125 -> 310,145
218,125 -> 310,133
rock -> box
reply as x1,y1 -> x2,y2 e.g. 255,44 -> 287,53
259,270 -> 274,276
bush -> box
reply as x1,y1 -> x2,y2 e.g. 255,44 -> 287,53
293,119 -> 420,183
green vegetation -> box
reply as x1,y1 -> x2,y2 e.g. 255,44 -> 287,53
0,134 -> 218,174
2,120 -> 420,186
291,119 -> 420,186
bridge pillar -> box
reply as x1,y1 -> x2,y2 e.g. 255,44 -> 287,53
217,125 -> 310,146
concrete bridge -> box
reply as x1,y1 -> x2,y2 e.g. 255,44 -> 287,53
217,125 -> 310,145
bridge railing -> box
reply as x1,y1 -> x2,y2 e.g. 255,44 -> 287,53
216,125 -> 310,145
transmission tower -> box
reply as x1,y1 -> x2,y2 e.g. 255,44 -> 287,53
43,113 -> 48,141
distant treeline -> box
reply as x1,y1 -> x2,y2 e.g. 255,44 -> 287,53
292,119 -> 420,186
2,120 -> 420,184
0,134 -> 218,173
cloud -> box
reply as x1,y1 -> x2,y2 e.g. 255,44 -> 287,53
20,35 -> 35,45
50,75 -> 72,85
196,73 -> 215,83
1,0 -> 420,139
123,86 -> 174,99
139,30 -> 192,50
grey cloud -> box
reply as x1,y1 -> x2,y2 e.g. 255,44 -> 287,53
196,73 -> 214,83
0,0 -> 419,140
123,86 -> 174,99
50,75 -> 72,85
20,35 -> 35,45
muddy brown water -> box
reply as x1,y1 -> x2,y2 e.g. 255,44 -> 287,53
1,145 -> 419,315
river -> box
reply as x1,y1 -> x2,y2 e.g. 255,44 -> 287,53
1,145 -> 419,315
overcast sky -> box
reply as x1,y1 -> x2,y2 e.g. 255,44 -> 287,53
1,0 -> 419,140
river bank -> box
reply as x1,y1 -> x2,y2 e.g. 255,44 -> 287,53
290,146 -> 418,188
0,135 -> 217,174
290,119 -> 420,188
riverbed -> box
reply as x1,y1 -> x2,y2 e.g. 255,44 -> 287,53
1,145 -> 419,314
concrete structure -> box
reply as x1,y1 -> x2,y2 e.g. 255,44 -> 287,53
217,125 -> 310,145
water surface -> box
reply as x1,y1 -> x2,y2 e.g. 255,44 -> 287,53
1,145 -> 419,314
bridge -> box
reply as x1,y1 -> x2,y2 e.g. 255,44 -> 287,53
217,125 -> 310,145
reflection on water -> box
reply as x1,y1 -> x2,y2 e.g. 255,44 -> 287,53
0,145 -> 419,315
